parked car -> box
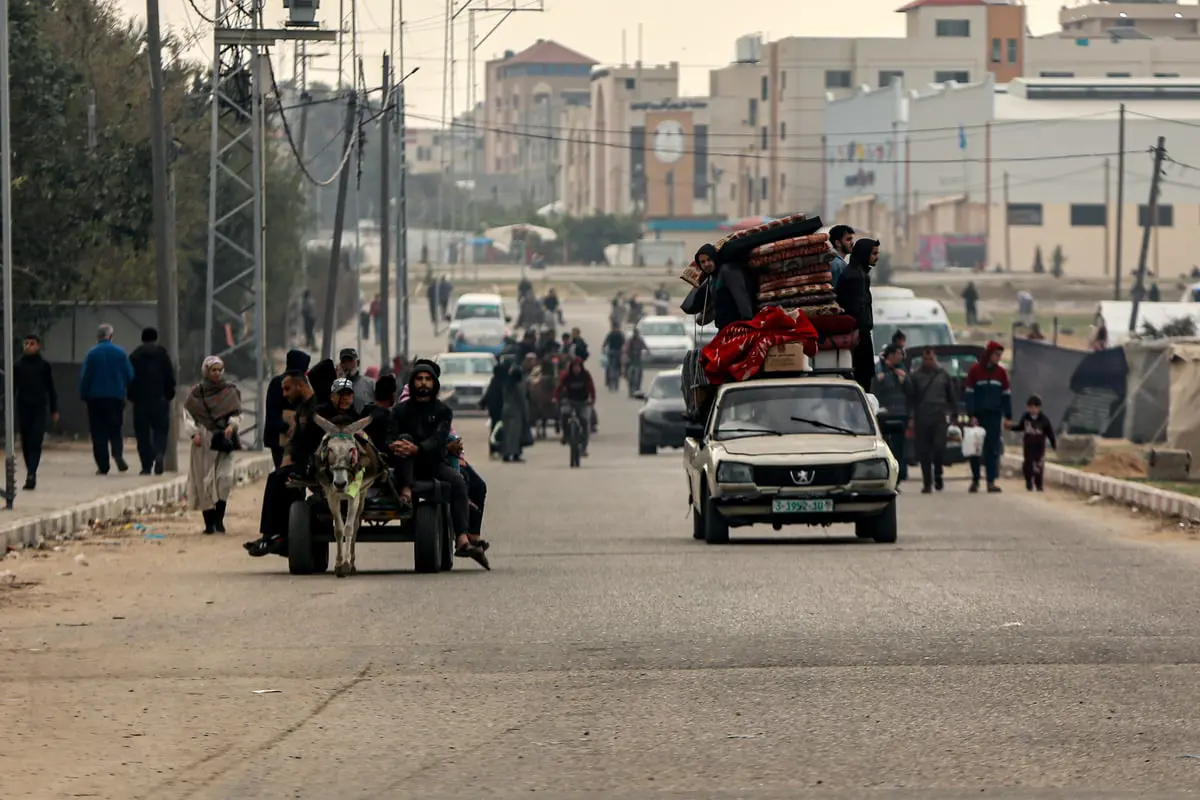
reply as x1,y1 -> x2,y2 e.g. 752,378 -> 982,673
635,367 -> 686,455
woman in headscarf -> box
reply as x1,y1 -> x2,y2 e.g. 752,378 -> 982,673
183,356 -> 242,534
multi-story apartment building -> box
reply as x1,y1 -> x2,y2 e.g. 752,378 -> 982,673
481,39 -> 595,205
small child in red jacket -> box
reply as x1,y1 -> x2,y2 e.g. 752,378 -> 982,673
1015,394 -> 1057,491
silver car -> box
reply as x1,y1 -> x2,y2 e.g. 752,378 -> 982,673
432,352 -> 497,413
636,316 -> 692,365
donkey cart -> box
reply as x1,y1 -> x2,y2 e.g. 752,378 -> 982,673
286,478 -> 456,575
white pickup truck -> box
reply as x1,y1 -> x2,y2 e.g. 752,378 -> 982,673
683,374 -> 899,544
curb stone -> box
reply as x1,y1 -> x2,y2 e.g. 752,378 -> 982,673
1001,454 -> 1200,522
1,454 -> 274,548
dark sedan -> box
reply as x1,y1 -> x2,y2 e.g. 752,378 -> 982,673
636,367 -> 687,455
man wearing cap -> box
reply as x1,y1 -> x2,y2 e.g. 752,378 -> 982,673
13,334 -> 58,490
387,358 -> 483,564
79,323 -> 134,475
128,327 -> 177,475
338,348 -> 375,414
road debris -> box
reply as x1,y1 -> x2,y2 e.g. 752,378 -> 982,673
251,689 -> 282,695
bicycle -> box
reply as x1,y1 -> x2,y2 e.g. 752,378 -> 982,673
561,403 -> 586,468
604,355 -> 621,392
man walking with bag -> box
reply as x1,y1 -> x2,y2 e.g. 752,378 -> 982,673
907,347 -> 957,493
128,327 -> 177,475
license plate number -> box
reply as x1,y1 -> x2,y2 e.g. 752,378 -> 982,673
772,498 -> 833,513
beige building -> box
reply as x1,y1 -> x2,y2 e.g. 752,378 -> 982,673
826,74 -> 1200,280
481,39 -> 596,204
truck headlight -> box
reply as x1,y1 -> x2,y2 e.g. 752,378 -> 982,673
852,459 -> 889,481
716,461 -> 754,483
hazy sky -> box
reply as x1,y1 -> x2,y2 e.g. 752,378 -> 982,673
123,0 -> 1076,121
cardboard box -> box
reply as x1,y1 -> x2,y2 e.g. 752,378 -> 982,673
763,342 -> 809,373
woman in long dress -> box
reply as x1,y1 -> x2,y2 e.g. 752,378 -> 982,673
183,356 -> 242,534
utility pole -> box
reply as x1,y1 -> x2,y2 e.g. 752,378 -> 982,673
146,0 -> 180,472
379,54 -> 392,372
1129,136 -> 1166,333
0,0 -> 15,507
1114,103 -> 1126,300
322,93 -> 358,360
1002,171 -> 1011,273
397,82 -> 410,360
1103,157 -> 1111,278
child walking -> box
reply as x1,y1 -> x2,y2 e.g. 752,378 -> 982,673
961,417 -> 986,490
1016,394 -> 1057,491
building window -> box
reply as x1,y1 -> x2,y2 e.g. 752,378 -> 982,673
934,70 -> 970,84
761,177 -> 768,200
761,126 -> 768,149
780,173 -> 786,191
879,70 -> 904,87
1040,71 -> 1075,78
935,19 -> 970,37
748,97 -> 758,126
1155,72 -> 1180,78
761,75 -> 768,101
1114,17 -> 1135,27
1070,204 -> 1106,227
1139,204 -> 1173,227
780,121 -> 787,140
730,183 -> 736,201
625,78 -> 635,90
825,70 -> 852,89
990,38 -> 1001,63
1106,72 -> 1131,78
1007,38 -> 1018,63
512,95 -> 519,109
780,70 -> 787,90
1007,203 -> 1043,226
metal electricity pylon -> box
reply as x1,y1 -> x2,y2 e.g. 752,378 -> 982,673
203,0 -> 334,447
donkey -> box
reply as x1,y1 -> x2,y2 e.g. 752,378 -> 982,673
312,415 -> 384,577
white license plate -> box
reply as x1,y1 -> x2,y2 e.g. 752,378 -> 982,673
772,498 -> 833,514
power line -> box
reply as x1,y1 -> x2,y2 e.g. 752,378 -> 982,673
409,110 -> 1138,165
265,50 -> 358,186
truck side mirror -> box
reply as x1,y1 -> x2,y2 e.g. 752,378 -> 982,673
685,424 -> 704,441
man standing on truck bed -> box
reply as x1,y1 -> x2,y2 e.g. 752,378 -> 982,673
836,238 -> 879,393
964,341 -> 1012,493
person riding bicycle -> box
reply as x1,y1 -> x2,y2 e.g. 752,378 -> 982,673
553,357 -> 596,458
623,329 -> 649,394
601,322 -> 625,389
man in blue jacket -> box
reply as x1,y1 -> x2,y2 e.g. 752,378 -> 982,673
80,324 -> 135,474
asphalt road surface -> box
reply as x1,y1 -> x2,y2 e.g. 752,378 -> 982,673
3,297 -> 1200,799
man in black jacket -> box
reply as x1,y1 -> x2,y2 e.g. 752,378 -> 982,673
128,327 -> 177,475
386,359 -> 480,560
264,349 -> 311,467
13,334 -> 58,490
836,238 -> 879,392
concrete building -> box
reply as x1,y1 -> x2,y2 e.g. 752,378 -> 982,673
587,63 -> 681,215
826,75 -> 1200,280
481,39 -> 596,205
700,0 -> 1200,223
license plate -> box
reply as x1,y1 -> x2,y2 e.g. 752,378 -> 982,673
772,498 -> 833,514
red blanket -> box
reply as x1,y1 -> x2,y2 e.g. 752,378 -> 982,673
699,306 -> 819,384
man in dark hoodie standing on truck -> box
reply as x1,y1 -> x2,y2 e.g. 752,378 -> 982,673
128,327 -> 177,475
964,340 -> 1012,493
14,334 -> 58,490
836,238 -> 879,393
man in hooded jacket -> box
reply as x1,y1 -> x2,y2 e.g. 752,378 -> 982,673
386,359 -> 481,560
836,238 -> 879,392
907,347 -> 957,493
964,341 -> 1013,493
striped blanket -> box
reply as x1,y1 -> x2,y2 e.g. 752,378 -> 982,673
757,269 -> 833,295
757,282 -> 834,302
747,239 -> 832,269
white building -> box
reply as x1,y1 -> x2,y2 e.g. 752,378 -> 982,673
825,75 -> 1200,279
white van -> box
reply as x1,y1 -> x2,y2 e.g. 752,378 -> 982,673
872,297 -> 955,352
872,286 -> 916,300
449,292 -> 510,330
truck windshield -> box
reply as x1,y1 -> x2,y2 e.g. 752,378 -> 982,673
714,384 -> 875,439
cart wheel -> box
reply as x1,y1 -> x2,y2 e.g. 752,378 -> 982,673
413,502 -> 444,574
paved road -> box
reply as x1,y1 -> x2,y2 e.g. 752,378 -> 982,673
3,298 -> 1200,798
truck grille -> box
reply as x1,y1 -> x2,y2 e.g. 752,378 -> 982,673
753,464 -> 852,488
